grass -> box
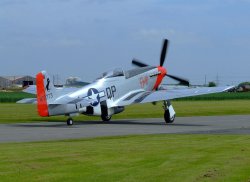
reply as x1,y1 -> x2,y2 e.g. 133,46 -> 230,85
1,100 -> 250,124
175,92 -> 250,101
0,135 -> 250,181
1,93 -> 250,181
0,91 -> 250,104
0,91 -> 35,103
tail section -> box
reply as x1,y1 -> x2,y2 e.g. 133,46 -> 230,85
36,71 -> 56,117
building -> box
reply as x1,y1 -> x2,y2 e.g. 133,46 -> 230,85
0,75 -> 36,89
0,76 -> 11,89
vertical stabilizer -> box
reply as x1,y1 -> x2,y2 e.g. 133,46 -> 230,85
36,71 -> 56,117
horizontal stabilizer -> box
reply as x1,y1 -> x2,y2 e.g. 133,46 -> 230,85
23,85 -> 37,95
16,98 -> 37,104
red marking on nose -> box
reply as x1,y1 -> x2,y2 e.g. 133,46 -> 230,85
153,66 -> 167,90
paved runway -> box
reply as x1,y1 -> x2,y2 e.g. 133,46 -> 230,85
0,115 -> 250,143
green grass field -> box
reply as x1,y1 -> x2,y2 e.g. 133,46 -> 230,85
0,91 -> 250,104
0,91 -> 35,103
0,135 -> 250,182
1,93 -> 250,181
0,100 -> 250,124
175,91 -> 250,101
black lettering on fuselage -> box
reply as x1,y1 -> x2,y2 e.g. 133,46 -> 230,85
46,93 -> 53,100
106,85 -> 116,99
111,86 -> 116,96
38,93 -> 53,102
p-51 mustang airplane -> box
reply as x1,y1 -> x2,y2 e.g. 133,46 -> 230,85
22,39 -> 233,125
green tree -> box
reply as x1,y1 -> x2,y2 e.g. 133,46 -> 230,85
208,81 -> 216,87
238,82 -> 250,87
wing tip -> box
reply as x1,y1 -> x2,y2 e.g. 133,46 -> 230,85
223,86 -> 236,92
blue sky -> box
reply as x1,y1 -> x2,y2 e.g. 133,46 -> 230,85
0,0 -> 250,85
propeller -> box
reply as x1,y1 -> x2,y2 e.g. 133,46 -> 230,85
167,74 -> 190,87
160,39 -> 168,67
132,59 -> 148,67
132,39 -> 189,86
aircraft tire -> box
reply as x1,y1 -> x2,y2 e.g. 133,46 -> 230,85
67,118 -> 73,125
101,115 -> 111,122
164,110 -> 175,124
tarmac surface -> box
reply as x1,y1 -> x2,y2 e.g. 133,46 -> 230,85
0,115 -> 250,143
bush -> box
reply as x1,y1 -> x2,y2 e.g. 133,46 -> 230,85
0,92 -> 35,103
208,82 -> 216,87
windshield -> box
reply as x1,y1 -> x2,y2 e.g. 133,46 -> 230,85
96,68 -> 124,80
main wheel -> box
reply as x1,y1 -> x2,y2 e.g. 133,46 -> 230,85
67,118 -> 73,125
164,110 -> 175,124
101,115 -> 111,122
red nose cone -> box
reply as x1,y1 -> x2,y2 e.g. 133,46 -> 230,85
159,66 -> 167,76
153,66 -> 167,90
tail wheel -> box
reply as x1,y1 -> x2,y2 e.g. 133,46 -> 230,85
164,110 -> 175,124
101,115 -> 112,122
67,118 -> 73,125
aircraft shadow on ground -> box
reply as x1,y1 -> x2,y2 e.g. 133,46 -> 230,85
12,119 -> 206,128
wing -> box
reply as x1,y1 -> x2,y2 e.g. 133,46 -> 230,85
113,86 -> 234,107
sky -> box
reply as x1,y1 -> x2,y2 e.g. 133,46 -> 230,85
0,0 -> 250,85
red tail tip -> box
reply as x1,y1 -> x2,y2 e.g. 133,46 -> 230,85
36,72 -> 49,117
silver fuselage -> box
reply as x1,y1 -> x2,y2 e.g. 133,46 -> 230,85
48,66 -> 161,116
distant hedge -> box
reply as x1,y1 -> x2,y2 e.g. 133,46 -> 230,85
174,92 -> 250,101
0,92 -> 35,103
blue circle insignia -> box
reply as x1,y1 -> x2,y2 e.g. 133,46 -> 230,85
87,88 -> 100,107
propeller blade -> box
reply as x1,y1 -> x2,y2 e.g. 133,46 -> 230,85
167,74 -> 190,86
132,59 -> 149,67
160,39 -> 168,66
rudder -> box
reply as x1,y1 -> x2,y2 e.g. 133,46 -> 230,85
36,71 -> 56,117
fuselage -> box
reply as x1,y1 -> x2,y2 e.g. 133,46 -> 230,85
46,66 -> 167,117
70,66 -> 166,106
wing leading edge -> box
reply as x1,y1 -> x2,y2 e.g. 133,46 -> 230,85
113,86 -> 234,107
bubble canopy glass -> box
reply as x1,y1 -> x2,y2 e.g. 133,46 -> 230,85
96,68 -> 125,80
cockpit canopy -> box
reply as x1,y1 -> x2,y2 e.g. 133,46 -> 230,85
96,68 -> 125,80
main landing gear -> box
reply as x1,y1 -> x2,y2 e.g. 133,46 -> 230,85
163,100 -> 176,124
101,114 -> 112,122
67,117 -> 73,126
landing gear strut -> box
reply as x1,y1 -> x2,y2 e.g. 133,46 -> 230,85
101,115 -> 112,122
163,100 -> 176,124
67,117 -> 73,125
